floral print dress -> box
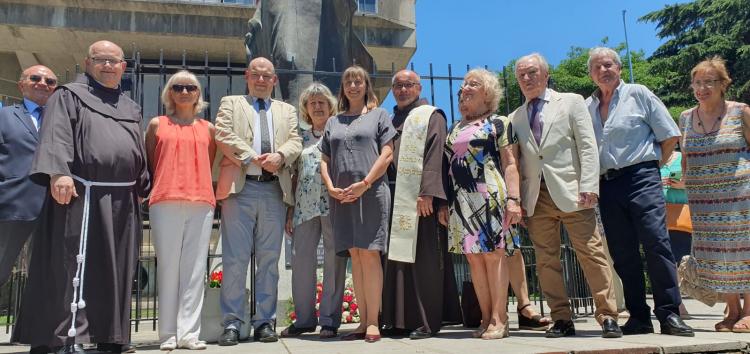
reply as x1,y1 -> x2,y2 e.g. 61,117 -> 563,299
445,115 -> 519,255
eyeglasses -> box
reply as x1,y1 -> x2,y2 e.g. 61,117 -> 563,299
171,84 -> 198,93
90,57 -> 124,66
28,75 -> 57,86
248,73 -> 274,81
461,80 -> 483,89
392,82 -> 418,90
691,79 -> 722,89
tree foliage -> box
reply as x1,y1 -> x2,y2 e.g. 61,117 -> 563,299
640,0 -> 750,107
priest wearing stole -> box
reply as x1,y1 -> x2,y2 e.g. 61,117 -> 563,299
381,70 -> 462,340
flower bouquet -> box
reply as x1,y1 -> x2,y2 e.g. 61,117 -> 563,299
209,270 -> 222,288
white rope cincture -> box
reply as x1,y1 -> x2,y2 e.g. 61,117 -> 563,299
67,175 -> 136,338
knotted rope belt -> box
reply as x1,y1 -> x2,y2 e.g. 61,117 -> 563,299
67,175 -> 136,337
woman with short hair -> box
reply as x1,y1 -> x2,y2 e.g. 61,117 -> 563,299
445,68 -> 521,340
281,82 -> 347,339
145,70 -> 215,350
679,57 -> 750,333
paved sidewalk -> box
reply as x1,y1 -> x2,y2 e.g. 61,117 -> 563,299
0,299 -> 747,354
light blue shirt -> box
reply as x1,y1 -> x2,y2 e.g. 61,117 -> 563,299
23,98 -> 42,131
585,81 -> 679,173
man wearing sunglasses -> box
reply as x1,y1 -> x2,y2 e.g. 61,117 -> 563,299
0,65 -> 56,291
12,40 -> 151,354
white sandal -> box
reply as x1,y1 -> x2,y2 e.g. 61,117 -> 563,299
159,336 -> 177,351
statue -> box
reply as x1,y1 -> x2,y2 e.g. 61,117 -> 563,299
244,0 -> 375,111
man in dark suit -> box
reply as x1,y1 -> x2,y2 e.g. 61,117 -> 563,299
0,65 -> 57,285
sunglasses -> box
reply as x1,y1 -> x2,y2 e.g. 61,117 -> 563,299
171,84 -> 198,93
28,75 -> 57,86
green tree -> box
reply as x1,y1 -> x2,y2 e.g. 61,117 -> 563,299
640,0 -> 750,107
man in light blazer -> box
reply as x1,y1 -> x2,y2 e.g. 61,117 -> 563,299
510,53 -> 620,339
0,65 -> 56,287
214,57 -> 302,345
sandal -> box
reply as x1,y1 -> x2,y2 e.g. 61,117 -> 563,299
517,304 -> 550,331
715,318 -> 738,332
732,316 -> 750,333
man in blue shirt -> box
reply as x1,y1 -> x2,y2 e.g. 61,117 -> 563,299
586,47 -> 693,337
0,65 -> 57,286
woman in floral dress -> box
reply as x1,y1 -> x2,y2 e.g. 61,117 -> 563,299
445,68 -> 522,339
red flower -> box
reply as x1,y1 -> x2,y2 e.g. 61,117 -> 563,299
289,311 -> 297,320
349,303 -> 358,312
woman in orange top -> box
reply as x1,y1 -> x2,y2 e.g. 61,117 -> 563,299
145,70 -> 216,350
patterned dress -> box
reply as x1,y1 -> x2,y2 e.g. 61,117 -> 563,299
445,115 -> 520,255
680,102 -> 750,293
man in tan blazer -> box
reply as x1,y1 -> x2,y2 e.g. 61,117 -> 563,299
510,53 -> 620,339
214,57 -> 302,344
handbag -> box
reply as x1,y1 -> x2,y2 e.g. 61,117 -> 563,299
665,203 -> 692,233
460,281 -> 482,328
677,255 -> 720,306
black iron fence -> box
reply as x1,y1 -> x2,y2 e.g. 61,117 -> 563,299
0,51 -> 595,335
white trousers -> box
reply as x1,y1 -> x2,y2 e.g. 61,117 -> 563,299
151,201 -> 214,344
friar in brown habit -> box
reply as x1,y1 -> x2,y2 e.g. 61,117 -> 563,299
381,70 -> 462,339
12,40 -> 150,354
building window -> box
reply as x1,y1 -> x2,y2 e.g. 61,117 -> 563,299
358,0 -> 377,14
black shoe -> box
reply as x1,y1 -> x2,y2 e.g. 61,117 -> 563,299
621,317 -> 654,335
29,346 -> 51,354
55,344 -> 84,354
601,317 -> 623,338
380,325 -> 410,337
254,323 -> 279,343
319,325 -> 339,339
409,327 -> 435,340
280,324 -> 316,337
660,313 -> 695,337
97,343 -> 132,353
545,320 -> 575,338
218,328 -> 240,346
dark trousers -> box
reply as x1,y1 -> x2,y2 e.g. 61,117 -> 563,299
599,161 -> 681,322
0,220 -> 35,285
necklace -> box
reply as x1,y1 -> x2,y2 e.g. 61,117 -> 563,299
695,103 -> 725,134
343,113 -> 365,153
168,115 -> 195,126
311,129 -> 324,138
461,109 -> 492,125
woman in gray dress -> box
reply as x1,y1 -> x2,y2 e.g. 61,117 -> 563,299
319,65 -> 396,342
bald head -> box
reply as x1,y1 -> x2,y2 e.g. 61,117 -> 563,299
391,69 -> 422,109
18,65 -> 57,106
85,40 -> 126,89
245,57 -> 277,99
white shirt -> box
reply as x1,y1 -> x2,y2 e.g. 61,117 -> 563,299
246,96 -> 275,176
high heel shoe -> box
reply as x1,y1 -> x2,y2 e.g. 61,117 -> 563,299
472,326 -> 488,338
481,325 -> 509,340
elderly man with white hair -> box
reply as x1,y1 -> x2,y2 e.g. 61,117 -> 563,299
510,53 -> 620,339
585,47 -> 693,337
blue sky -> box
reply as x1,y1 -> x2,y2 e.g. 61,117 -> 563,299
381,0 -> 690,117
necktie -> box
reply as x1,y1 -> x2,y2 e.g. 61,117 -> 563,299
35,106 -> 44,131
257,99 -> 273,177
528,98 -> 543,145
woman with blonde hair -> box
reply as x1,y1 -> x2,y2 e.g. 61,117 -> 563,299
281,82 -> 347,339
145,70 -> 216,350
319,65 -> 396,342
679,56 -> 750,333
445,68 -> 521,339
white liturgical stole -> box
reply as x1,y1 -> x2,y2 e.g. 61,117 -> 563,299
388,105 -> 436,263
